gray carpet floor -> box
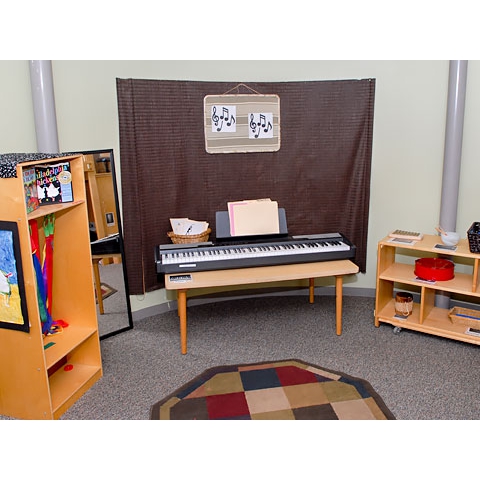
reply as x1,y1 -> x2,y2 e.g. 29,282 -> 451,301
3,293 -> 478,478
54,294 -> 479,420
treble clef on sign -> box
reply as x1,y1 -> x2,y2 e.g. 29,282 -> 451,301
249,114 -> 257,136
212,106 -> 220,128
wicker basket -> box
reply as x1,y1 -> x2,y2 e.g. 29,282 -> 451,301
448,306 -> 480,328
167,228 -> 211,244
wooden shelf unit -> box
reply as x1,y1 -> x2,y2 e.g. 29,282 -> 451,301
0,154 -> 102,419
375,234 -> 480,345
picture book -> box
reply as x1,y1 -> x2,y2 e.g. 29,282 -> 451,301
35,162 -> 74,205
22,167 -> 39,213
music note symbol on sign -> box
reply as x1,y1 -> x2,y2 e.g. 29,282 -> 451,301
249,112 -> 274,139
223,107 -> 236,127
211,105 -> 236,133
258,114 -> 266,128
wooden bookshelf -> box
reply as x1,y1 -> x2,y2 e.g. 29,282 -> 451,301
0,154 -> 102,419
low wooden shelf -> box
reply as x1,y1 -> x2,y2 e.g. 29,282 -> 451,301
375,234 -> 480,345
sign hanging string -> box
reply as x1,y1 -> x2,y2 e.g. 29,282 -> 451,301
221,83 -> 263,95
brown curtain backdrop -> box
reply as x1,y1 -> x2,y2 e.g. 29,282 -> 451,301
116,79 -> 375,295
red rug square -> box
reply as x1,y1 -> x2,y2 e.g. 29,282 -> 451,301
206,392 -> 250,419
275,365 -> 319,386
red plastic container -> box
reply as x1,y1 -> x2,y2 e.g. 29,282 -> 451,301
414,257 -> 454,281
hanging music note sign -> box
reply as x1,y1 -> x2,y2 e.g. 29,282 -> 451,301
249,113 -> 274,139
204,94 -> 280,153
211,105 -> 236,133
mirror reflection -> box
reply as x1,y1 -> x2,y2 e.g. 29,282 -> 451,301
82,149 -> 133,339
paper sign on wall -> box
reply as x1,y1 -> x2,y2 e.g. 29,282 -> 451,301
204,94 -> 280,154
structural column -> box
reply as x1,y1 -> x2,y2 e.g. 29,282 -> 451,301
439,60 -> 468,232
437,60 -> 468,308
29,60 -> 59,153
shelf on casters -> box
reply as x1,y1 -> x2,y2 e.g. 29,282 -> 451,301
376,300 -> 480,344
379,263 -> 480,295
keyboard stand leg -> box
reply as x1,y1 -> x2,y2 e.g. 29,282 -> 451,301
177,289 -> 188,354
309,278 -> 315,304
335,275 -> 343,335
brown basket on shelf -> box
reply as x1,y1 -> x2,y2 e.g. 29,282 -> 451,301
167,228 -> 211,244
448,306 -> 480,328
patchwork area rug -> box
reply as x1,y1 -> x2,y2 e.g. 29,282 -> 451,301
150,359 -> 395,420
95,283 -> 117,303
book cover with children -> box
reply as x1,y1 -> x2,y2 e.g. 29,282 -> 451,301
36,162 -> 74,205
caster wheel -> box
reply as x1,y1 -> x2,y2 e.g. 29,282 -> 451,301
393,326 -> 402,334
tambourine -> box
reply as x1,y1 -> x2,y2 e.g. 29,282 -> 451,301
414,257 -> 454,281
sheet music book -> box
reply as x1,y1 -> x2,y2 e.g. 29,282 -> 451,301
227,199 -> 280,236
215,208 -> 288,241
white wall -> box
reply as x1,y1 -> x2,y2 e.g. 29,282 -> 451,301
2,60 -> 480,314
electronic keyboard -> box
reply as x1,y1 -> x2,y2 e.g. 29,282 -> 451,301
155,233 -> 356,274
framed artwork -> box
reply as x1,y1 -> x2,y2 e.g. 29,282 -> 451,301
204,94 -> 281,154
0,221 -> 29,332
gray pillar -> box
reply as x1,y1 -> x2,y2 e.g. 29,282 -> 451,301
29,60 -> 59,153
439,60 -> 468,232
437,60 -> 468,308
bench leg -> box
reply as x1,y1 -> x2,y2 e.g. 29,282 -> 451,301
335,275 -> 343,335
177,289 -> 188,354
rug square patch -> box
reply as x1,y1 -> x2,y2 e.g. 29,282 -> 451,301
240,367 -> 282,391
331,399 -> 377,420
283,382 -> 329,409
202,372 -> 244,396
364,396 -> 389,420
275,365 -> 318,387
322,381 -> 362,403
238,363 -> 276,372
206,392 -> 250,419
158,397 -> 181,419
306,366 -> 341,381
293,403 -> 339,420
176,377 -> 208,399
251,409 -> 296,420
339,376 -> 371,398
185,383 -> 207,399
169,397 -> 209,420
245,386 -> 290,414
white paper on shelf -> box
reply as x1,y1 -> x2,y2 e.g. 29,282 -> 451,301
170,218 -> 209,235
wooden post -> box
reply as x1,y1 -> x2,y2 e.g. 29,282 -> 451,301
177,289 -> 188,354
335,275 -> 343,335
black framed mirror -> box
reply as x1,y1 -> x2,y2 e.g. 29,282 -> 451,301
81,148 -> 133,339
